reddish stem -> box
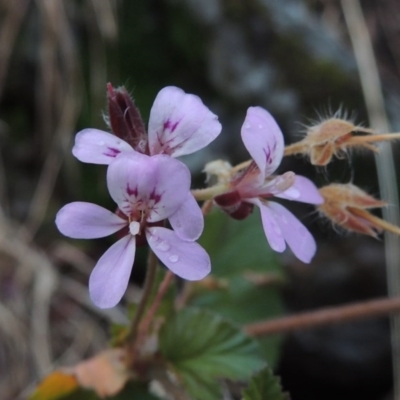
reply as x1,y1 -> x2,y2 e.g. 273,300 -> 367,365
245,296 -> 400,337
135,270 -> 175,348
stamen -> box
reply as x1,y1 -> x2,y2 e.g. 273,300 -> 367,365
129,221 -> 140,235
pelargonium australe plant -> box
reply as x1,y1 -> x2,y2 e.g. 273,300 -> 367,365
31,84 -> 400,400
56,152 -> 211,308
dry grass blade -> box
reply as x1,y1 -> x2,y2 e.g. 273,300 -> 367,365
341,1 -> 400,398
0,212 -> 58,376
0,0 -> 30,99
90,0 -> 118,40
22,0 -> 82,239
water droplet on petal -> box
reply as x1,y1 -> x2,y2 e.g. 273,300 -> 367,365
156,241 -> 170,252
168,254 -> 179,263
281,215 -> 288,224
245,123 -> 251,129
258,124 -> 263,129
98,141 -> 105,146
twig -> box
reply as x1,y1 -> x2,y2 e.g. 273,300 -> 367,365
136,270 -> 174,348
245,296 -> 400,337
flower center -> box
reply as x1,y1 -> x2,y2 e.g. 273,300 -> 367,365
129,221 -> 140,235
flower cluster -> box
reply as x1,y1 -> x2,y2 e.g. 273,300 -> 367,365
56,85 -> 221,308
57,83 -> 398,309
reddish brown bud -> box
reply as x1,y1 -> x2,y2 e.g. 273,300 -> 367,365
214,190 -> 254,220
318,183 -> 400,237
107,83 -> 148,153
285,114 -> 400,166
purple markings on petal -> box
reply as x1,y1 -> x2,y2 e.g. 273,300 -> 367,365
241,107 -> 284,179
264,141 -> 277,166
148,86 -> 222,157
73,128 -> 134,165
163,119 -> 180,133
104,147 -> 122,157
107,153 -> 191,223
126,183 -> 138,197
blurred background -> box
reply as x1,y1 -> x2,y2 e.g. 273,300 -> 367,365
1,0 -> 400,399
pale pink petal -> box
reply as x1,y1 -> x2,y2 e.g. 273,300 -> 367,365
146,227 -> 210,280
89,235 -> 136,308
107,153 -> 190,221
55,202 -> 127,239
268,201 -> 317,263
241,107 -> 284,179
148,86 -> 221,157
73,129 -> 134,165
253,198 -> 286,253
168,193 -> 204,241
254,171 -> 296,198
275,175 -> 324,204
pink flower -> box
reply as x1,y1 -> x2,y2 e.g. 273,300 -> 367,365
71,85 -> 222,242
72,85 -> 222,162
215,107 -> 324,263
56,153 -> 211,308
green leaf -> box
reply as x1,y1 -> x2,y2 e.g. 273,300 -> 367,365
199,210 -> 282,277
159,307 -> 266,400
195,210 -> 285,365
242,367 -> 290,400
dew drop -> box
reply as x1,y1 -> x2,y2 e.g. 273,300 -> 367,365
168,254 -> 179,263
281,215 -> 288,224
258,124 -> 263,129
98,141 -> 105,146
156,241 -> 170,252
245,123 -> 251,129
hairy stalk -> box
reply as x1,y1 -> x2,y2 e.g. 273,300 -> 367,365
341,1 -> 400,398
201,199 -> 214,216
125,249 -> 158,361
245,296 -> 400,337
347,133 -> 400,145
284,142 -> 309,156
231,159 -> 252,173
191,184 -> 228,201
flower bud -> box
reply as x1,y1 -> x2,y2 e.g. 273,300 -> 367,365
214,190 -> 254,220
106,83 -> 148,153
285,116 -> 400,166
317,183 -> 400,237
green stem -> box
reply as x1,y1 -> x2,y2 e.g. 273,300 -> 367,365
125,249 -> 158,354
191,184 -> 228,201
